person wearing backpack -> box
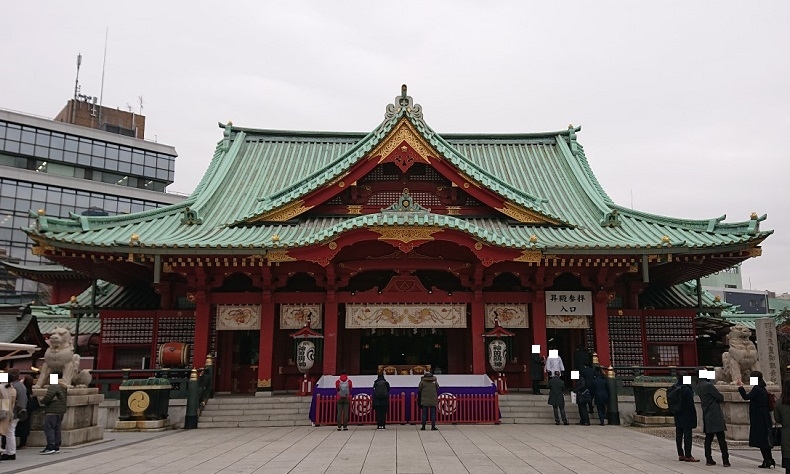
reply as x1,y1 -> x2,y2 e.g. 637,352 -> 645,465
696,372 -> 730,467
335,370 -> 353,431
372,373 -> 390,430
738,371 -> 775,468
670,372 -> 699,462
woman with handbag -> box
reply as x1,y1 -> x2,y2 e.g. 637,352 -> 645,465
773,379 -> 790,473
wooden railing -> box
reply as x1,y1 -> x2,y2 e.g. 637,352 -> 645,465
314,392 -> 500,426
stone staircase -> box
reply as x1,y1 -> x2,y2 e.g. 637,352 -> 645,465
499,393 -> 574,424
199,395 -> 314,428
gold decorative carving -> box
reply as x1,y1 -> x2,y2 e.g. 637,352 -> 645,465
497,202 -> 556,224
746,248 -> 762,257
253,200 -> 312,222
372,226 -> 441,244
474,242 -> 483,250
338,181 -> 345,188
446,206 -> 461,215
627,264 -> 639,273
369,119 -> 437,164
267,249 -> 296,263
514,250 -> 543,263
328,241 -> 338,250
257,379 -> 271,388
162,262 -> 174,273
347,205 -> 362,215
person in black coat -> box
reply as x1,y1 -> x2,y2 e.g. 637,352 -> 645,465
590,368 -> 609,425
530,352 -> 545,395
372,373 -> 390,430
574,345 -> 591,372
547,371 -> 568,425
580,363 -> 595,415
696,375 -> 729,466
572,377 -> 591,425
672,372 -> 699,462
738,370 -> 775,468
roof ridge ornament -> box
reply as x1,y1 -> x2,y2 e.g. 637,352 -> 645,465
382,188 -> 430,213
385,84 -> 423,120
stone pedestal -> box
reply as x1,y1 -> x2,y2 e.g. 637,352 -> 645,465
632,414 -> 674,426
29,387 -> 105,447
694,384 -> 781,441
115,419 -> 170,431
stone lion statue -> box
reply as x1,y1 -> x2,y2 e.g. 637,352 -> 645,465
35,327 -> 92,388
715,324 -> 760,385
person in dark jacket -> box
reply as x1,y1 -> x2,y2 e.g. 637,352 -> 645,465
547,371 -> 568,425
772,378 -> 790,473
696,374 -> 729,466
15,375 -> 38,449
580,363 -> 595,415
738,371 -> 775,468
530,352 -> 545,395
572,377 -> 591,425
672,372 -> 699,462
39,374 -> 67,455
590,368 -> 609,425
418,372 -> 440,431
574,345 -> 591,372
372,373 -> 390,430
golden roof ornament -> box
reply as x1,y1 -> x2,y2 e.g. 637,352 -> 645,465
130,233 -> 140,244
750,212 -> 758,220
529,234 -> 538,244
385,84 -> 423,120
272,234 -> 280,243
661,235 -> 671,245
37,209 -> 46,216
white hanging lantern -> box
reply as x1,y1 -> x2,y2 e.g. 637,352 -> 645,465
488,339 -> 507,372
296,340 -> 315,373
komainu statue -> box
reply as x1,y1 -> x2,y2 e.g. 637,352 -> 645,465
715,324 -> 760,384
35,327 -> 92,388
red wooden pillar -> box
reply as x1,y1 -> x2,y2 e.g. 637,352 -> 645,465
594,290 -> 611,367
257,266 -> 274,393
470,266 -> 485,374
257,298 -> 275,393
323,290 -> 338,376
531,290 -> 547,357
471,295 -> 485,374
193,291 -> 210,369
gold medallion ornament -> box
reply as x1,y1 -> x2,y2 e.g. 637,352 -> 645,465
128,391 -> 150,413
653,388 -> 668,409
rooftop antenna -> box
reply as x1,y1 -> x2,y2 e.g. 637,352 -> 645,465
138,95 -> 144,115
72,53 -> 83,124
99,27 -> 109,126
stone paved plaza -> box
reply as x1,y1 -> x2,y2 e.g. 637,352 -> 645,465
2,425 -> 773,473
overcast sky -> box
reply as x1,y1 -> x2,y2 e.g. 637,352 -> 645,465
1,1 -> 788,293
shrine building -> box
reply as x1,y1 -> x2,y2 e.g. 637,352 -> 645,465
23,86 -> 771,393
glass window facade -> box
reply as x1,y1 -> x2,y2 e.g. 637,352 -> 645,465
0,113 -> 181,304
0,119 -> 176,188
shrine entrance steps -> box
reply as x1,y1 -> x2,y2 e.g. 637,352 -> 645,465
199,394 -> 313,428
199,392 -> 579,428
498,393 -> 575,424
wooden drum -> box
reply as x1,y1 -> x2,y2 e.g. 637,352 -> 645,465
158,342 -> 191,368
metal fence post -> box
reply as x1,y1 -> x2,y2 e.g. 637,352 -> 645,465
185,368 -> 199,429
607,366 -> 620,425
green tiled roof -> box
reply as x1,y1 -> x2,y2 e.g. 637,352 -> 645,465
640,281 -> 732,312
720,314 -> 779,330
25,90 -> 772,260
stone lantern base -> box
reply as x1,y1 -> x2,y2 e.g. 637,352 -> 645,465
28,387 -> 105,447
